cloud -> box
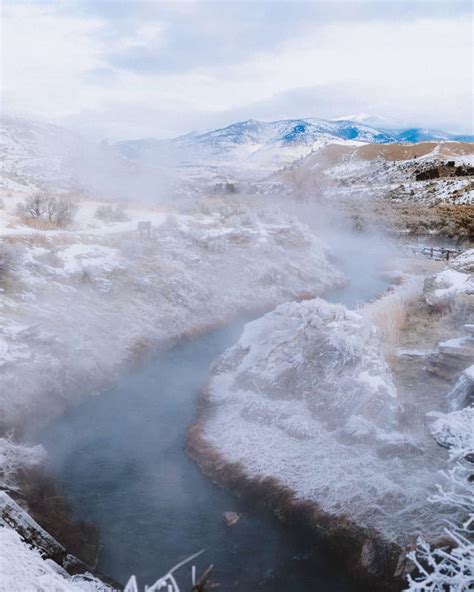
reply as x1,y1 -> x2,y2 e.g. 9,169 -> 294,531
2,1 -> 472,139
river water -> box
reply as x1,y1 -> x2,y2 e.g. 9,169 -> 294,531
40,242 -> 391,591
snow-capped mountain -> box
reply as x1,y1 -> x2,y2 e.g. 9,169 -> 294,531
115,118 -> 398,166
2,115 -> 473,192
115,117 -> 473,175
391,128 -> 474,143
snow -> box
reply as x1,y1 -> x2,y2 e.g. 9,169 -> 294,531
465,364 -> 474,382
0,526 -> 115,592
0,199 -> 342,430
199,297 -> 458,543
429,408 -> 474,450
424,268 -> 474,309
57,245 -> 126,276
451,248 -> 474,273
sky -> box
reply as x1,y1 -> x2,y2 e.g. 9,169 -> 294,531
1,0 -> 473,140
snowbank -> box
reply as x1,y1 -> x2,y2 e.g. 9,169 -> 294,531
0,526 -> 114,592
424,250 -> 474,309
429,408 -> 474,451
197,297 -> 453,544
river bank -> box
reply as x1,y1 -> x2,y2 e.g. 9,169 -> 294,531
186,251 -> 473,591
30,249 -> 401,590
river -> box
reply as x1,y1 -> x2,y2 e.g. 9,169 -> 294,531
39,239 -> 391,591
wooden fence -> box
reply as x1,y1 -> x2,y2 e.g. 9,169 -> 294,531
410,246 -> 463,261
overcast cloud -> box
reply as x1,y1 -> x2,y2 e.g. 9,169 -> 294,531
2,0 -> 472,140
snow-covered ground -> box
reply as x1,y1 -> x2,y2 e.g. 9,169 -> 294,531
0,526 -> 114,592
0,188 -> 345,589
0,191 -> 342,431
196,250 -> 474,557
271,141 -> 474,212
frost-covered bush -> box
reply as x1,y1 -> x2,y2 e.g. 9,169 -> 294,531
406,364 -> 474,591
94,203 -> 129,223
0,241 -> 22,276
125,549 -> 204,592
0,437 -> 46,492
51,196 -> 79,227
405,451 -> 474,591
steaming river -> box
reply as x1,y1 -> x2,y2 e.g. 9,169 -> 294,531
40,266 -> 390,590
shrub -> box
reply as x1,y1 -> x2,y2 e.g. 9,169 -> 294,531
0,242 -> 22,276
95,204 -> 129,222
16,192 -> 78,228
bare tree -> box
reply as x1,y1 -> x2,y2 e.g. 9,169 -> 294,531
16,193 -> 78,227
23,192 -> 48,219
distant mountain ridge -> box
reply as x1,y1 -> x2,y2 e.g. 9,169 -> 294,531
115,117 -> 473,166
1,115 -> 472,192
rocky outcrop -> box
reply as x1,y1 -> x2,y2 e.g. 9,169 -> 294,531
415,162 -> 474,181
427,327 -> 474,383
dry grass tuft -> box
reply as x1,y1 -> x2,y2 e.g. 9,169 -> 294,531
363,277 -> 424,356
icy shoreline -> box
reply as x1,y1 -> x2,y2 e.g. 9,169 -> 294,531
187,414 -> 405,591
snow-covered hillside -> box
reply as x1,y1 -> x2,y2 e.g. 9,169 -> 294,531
0,192 -> 342,430
2,116 -> 473,192
0,117 -> 141,197
115,117 -> 474,176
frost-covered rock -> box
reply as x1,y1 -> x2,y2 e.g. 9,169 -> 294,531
209,298 -> 400,434
451,248 -> 474,274
424,248 -> 474,309
429,365 -> 474,450
424,269 -> 474,309
445,365 -> 474,410
429,408 -> 474,451
198,298 -> 452,543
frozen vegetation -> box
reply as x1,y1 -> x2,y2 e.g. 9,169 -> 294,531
199,298 -> 451,541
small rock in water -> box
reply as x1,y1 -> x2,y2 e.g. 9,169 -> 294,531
223,511 -> 240,527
